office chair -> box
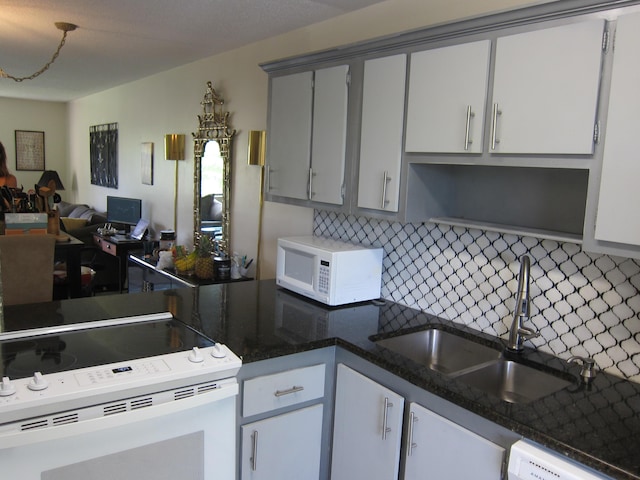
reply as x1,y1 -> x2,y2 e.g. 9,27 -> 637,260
0,234 -> 56,305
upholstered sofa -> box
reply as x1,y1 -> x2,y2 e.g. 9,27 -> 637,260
56,200 -> 108,245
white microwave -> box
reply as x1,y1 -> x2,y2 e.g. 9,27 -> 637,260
276,236 -> 383,306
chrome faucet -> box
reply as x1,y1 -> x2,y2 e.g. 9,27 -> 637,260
506,255 -> 540,353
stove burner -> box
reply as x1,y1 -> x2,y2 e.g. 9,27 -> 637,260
108,323 -> 185,356
4,338 -> 77,378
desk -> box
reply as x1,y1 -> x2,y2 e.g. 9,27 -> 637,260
54,234 -> 84,299
93,234 -> 143,292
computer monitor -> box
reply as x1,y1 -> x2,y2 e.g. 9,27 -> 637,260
106,196 -> 142,230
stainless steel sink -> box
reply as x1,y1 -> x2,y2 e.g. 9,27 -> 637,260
376,328 -> 572,404
375,328 -> 501,376
455,359 -> 572,404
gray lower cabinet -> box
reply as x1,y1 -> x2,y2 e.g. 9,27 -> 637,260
331,364 -> 405,479
237,350 -> 511,480
403,402 -> 505,480
240,404 -> 323,480
237,352 -> 333,480
331,363 -> 506,480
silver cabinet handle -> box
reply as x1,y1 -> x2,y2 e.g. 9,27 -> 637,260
464,105 -> 475,151
382,396 -> 393,440
407,411 -> 418,456
274,385 -> 304,397
250,430 -> 258,471
308,167 -> 314,200
491,103 -> 502,150
381,171 -> 391,210
266,166 -> 272,192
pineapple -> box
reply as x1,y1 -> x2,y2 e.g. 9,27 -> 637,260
195,235 -> 215,279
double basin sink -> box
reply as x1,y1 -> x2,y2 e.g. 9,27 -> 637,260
375,328 -> 572,404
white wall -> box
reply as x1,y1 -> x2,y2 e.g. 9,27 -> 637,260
0,97 -> 67,191
63,0 -> 548,279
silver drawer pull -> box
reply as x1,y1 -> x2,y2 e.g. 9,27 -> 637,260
464,105 -> 475,151
382,396 -> 393,440
274,385 -> 304,397
381,171 -> 391,209
407,411 -> 418,456
491,103 -> 502,150
251,430 -> 258,471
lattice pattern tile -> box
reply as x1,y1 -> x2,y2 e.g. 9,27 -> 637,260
314,210 -> 640,383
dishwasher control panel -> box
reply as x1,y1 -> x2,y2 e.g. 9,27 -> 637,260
508,440 -> 610,480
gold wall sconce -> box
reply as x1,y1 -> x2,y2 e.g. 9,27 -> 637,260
248,130 -> 266,279
165,134 -> 185,161
247,130 -> 266,167
165,134 -> 186,231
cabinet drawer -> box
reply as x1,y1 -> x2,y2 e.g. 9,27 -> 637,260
243,363 -> 325,417
93,235 -> 118,257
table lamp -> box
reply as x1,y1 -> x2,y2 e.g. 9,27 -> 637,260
37,170 -> 65,235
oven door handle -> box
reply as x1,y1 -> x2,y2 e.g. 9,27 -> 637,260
0,380 -> 238,450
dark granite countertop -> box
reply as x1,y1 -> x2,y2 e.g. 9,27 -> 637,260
3,280 -> 639,479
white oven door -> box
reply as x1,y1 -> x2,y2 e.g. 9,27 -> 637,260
0,380 -> 238,480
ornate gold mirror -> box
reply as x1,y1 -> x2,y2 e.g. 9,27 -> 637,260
192,82 -> 235,257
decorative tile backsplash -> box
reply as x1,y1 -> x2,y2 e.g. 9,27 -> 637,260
314,210 -> 640,383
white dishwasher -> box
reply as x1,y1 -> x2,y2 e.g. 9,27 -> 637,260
508,440 -> 612,480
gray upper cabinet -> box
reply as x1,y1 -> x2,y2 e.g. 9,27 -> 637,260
266,71 -> 313,201
405,40 -> 491,154
490,19 -> 605,155
261,1 -> 638,250
594,12 -> 640,247
266,65 -> 349,205
357,54 -> 407,213
310,65 -> 349,205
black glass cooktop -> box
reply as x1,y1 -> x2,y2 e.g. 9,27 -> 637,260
0,317 -> 214,380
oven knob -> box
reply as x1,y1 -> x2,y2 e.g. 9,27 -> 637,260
211,343 -> 226,359
0,376 -> 16,396
27,372 -> 49,391
188,347 -> 204,363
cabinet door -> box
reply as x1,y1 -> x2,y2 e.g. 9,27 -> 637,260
405,40 -> 491,153
331,364 -> 405,480
595,12 -> 640,245
310,65 -> 349,205
357,54 -> 407,212
267,71 -> 313,200
403,402 -> 505,480
240,404 -> 323,480
491,19 -> 604,154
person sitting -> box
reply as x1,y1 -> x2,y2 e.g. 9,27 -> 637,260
0,141 -> 18,188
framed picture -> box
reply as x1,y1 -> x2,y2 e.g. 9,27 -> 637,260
141,142 -> 154,185
90,123 -> 118,188
15,130 -> 45,171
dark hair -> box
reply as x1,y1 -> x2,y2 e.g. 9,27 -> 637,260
0,142 -> 9,177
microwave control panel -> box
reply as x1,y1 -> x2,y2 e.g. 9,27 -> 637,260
318,261 -> 330,294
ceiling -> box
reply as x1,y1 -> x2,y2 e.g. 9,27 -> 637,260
0,0 -> 385,102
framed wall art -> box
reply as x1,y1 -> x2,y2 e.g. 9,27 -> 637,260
90,123 -> 118,188
141,142 -> 154,185
15,130 -> 45,171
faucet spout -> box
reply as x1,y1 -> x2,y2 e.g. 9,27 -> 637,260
506,255 -> 539,353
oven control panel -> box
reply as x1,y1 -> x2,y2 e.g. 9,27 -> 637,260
0,344 -> 241,421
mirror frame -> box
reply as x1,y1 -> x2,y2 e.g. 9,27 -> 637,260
192,81 -> 235,257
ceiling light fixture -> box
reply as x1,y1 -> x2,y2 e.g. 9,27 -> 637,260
0,22 -> 77,82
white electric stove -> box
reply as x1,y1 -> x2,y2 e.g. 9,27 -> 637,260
0,312 -> 242,480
